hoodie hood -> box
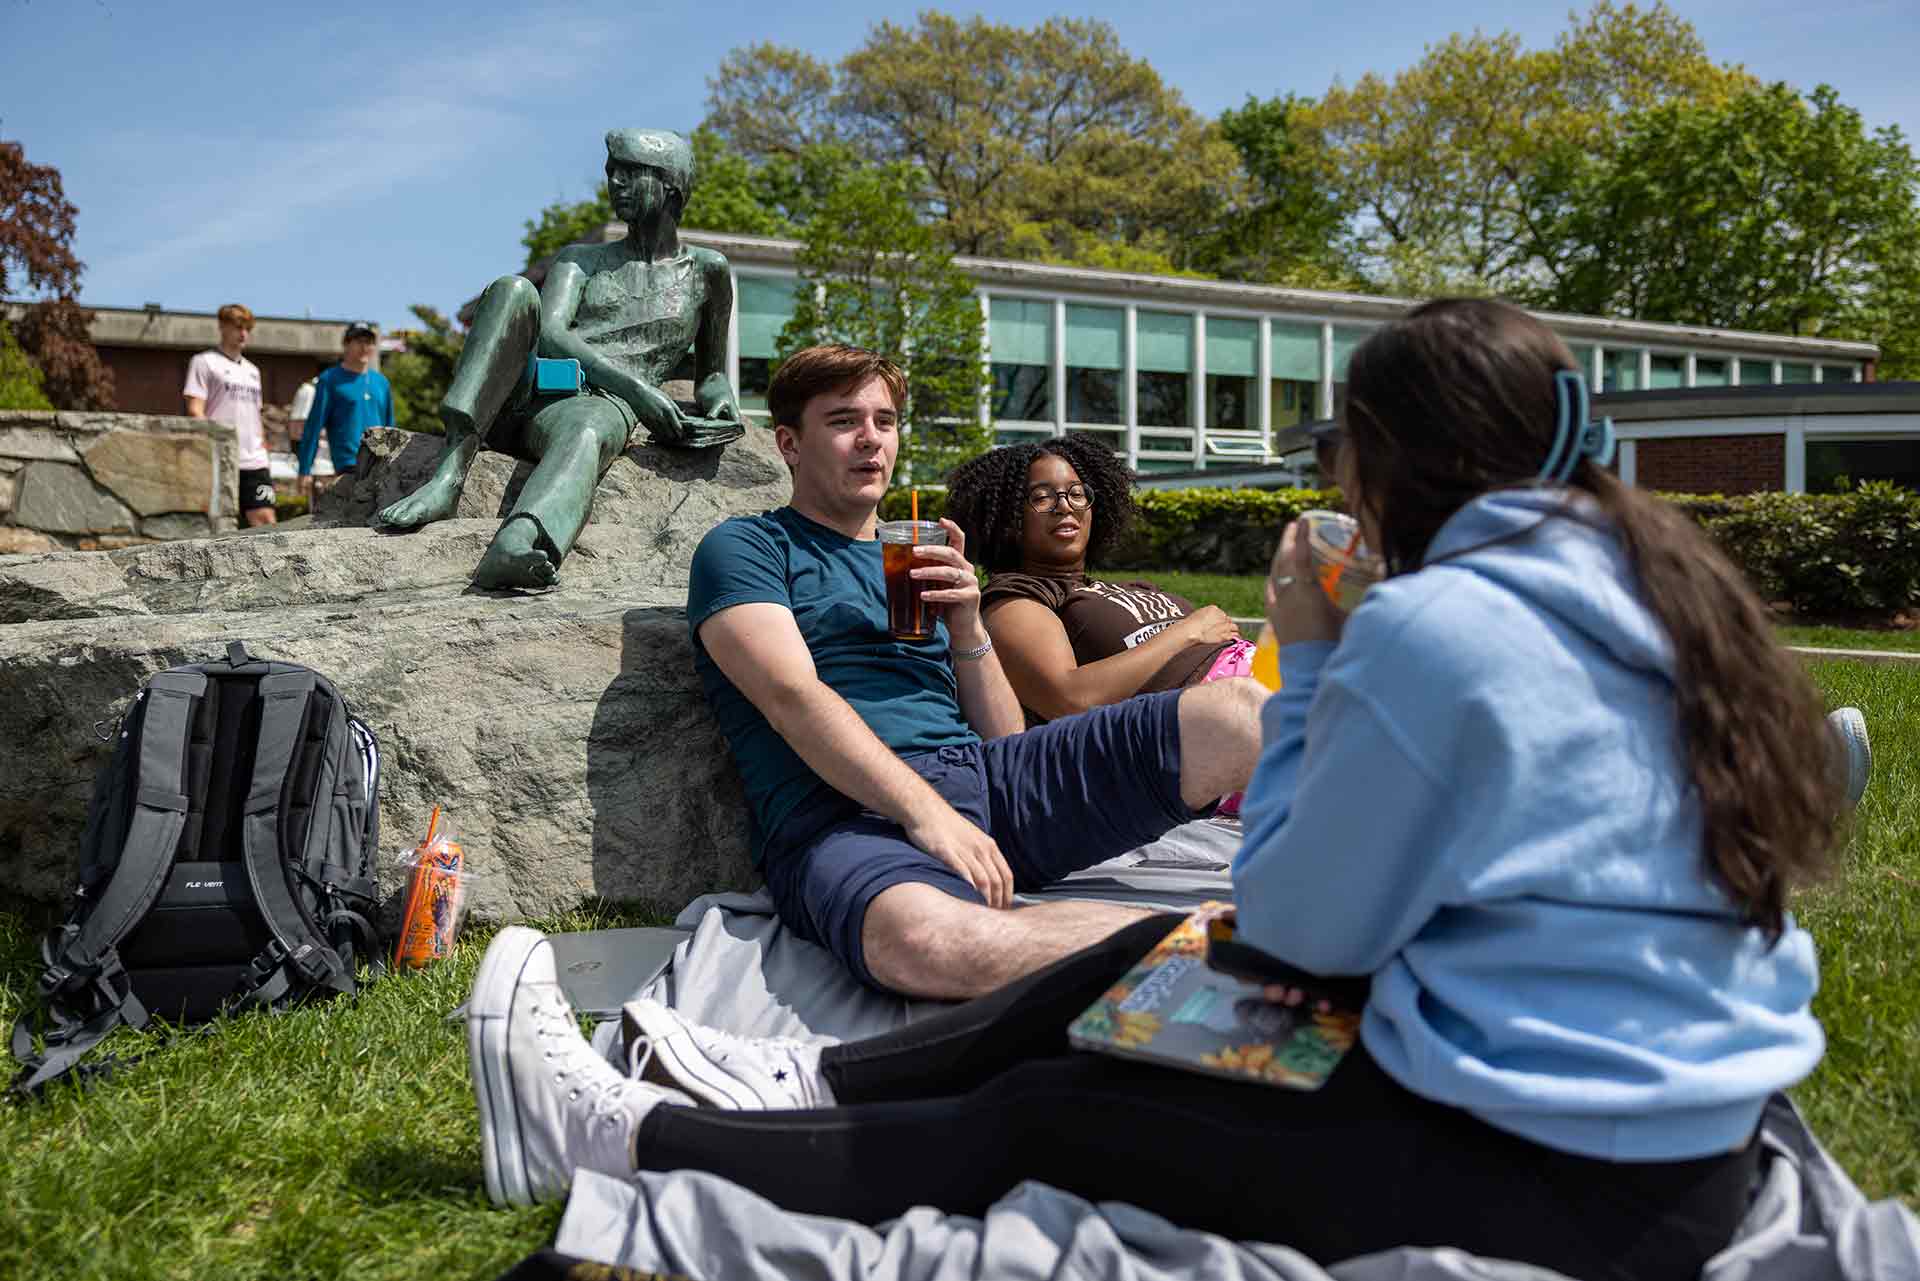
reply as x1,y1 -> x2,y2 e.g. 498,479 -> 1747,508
1417,489 -> 1675,682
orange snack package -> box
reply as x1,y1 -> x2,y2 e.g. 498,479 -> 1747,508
394,806 -> 470,970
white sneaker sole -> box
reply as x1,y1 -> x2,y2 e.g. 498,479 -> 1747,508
624,1001 -> 768,1110
467,925 -> 548,1208
1830,707 -> 1872,810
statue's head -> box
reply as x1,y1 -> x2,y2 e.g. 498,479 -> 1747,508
605,128 -> 694,227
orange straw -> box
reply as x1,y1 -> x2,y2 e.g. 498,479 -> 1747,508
910,488 -> 920,539
1319,525 -> 1365,601
423,804 -> 441,849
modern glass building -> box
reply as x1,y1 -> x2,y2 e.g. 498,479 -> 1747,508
569,228 -> 1890,493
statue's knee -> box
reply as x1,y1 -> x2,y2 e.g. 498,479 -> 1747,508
483,274 -> 541,320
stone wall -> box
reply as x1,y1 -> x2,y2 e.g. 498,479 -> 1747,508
0,423 -> 793,921
0,410 -> 240,554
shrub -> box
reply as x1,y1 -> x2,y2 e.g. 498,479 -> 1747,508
883,482 -> 1920,618
1689,483 -> 1920,617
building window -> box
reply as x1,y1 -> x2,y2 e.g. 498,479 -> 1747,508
1694,357 -> 1730,387
1205,317 -> 1259,431
1064,305 -> 1123,425
1821,364 -> 1856,384
1601,348 -> 1641,392
1270,321 -> 1321,431
1329,325 -> 1369,402
1806,439 -> 1920,493
1135,310 -> 1192,429
1739,359 -> 1775,386
1649,354 -> 1686,389
737,276 -> 797,414
1781,362 -> 1815,384
989,297 -> 1051,423
1567,344 -> 1596,382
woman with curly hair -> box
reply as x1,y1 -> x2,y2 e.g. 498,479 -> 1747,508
945,436 -> 1249,726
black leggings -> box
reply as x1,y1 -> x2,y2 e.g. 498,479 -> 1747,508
634,914 -> 1758,1281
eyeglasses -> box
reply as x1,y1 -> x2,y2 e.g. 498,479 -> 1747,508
1027,485 -> 1092,514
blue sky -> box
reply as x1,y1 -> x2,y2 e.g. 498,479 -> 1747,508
3,0 -> 1914,330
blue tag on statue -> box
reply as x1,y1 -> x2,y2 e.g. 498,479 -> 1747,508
528,355 -> 585,396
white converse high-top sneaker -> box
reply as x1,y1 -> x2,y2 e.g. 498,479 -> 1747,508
621,998 -> 835,1111
467,927 -> 693,1206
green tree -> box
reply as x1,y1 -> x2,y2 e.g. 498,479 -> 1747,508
0,316 -> 52,410
704,15 -> 1240,270
1303,1 -> 1751,294
776,161 -> 991,483
519,184 -> 612,269
383,305 -> 464,435
1527,83 -> 1920,377
1188,94 -> 1358,288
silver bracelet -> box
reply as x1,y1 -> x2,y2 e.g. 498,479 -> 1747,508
952,636 -> 994,662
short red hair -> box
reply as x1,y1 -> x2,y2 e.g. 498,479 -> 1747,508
216,303 -> 255,330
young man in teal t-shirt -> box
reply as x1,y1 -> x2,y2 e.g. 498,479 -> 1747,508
298,320 -> 393,484
685,345 -> 1264,999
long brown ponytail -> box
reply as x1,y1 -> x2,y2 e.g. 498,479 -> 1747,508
1342,299 -> 1840,937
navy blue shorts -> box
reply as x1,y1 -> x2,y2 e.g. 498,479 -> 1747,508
759,689 -> 1199,989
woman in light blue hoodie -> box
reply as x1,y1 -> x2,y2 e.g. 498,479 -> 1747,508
464,300 -> 1846,1280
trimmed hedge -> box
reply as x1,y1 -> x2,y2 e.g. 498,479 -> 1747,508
884,482 -> 1920,618
1687,482 -> 1920,617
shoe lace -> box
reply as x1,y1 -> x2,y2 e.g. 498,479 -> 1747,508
535,993 -> 644,1127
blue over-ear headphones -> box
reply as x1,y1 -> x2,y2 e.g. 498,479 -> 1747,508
1538,370 -> 1616,485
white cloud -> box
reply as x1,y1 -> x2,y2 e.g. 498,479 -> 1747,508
86,25 -> 617,286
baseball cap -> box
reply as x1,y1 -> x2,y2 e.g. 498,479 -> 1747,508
344,321 -> 378,341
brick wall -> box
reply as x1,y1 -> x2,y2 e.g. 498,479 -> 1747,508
96,345 -> 331,416
1634,434 -> 1784,494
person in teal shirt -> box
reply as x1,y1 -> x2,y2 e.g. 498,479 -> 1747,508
298,321 -> 393,477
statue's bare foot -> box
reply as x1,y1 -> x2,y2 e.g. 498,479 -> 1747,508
472,516 -> 558,590
379,476 -> 463,529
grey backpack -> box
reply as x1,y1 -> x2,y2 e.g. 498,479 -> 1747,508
9,642 -> 383,1094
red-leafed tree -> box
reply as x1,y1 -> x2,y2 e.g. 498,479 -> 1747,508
1,138 -> 114,409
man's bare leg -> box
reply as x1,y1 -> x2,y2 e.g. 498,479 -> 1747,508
382,274 -> 541,530
1176,677 -> 1266,810
862,883 -> 1154,999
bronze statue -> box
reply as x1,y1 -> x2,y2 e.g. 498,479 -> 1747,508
380,128 -> 745,588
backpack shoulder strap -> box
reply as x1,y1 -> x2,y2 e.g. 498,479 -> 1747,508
232,669 -> 352,1009
10,669 -> 206,1095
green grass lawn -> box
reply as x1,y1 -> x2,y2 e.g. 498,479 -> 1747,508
1149,569 -> 1920,655
0,665 -> 1914,1280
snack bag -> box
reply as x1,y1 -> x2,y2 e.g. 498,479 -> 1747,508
394,806 -> 470,969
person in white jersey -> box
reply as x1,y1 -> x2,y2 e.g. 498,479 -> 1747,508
183,303 -> 275,526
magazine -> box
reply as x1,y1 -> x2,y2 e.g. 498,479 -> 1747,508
1067,903 -> 1363,1090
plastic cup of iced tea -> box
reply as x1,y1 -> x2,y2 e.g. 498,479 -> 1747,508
876,521 -> 947,640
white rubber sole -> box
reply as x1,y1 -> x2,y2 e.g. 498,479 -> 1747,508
1829,707 -> 1872,810
623,1000 -> 765,1110
467,925 -> 547,1207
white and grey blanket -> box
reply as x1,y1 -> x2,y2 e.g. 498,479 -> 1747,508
561,820 -> 1918,1281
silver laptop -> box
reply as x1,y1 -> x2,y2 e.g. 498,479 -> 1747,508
547,926 -> 691,1019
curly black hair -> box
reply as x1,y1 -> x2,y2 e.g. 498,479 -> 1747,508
945,435 -> 1138,573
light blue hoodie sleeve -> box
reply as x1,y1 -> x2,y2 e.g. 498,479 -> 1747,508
1233,637 -> 1454,976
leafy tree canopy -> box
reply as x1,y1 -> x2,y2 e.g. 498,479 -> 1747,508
1526,82 -> 1920,376
1302,1 -> 1752,294
705,14 -> 1241,273
384,305 -> 464,434
776,160 -> 991,483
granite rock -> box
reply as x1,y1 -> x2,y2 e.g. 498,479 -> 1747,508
83,432 -> 217,516
12,461 -> 137,534
0,425 -> 792,918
